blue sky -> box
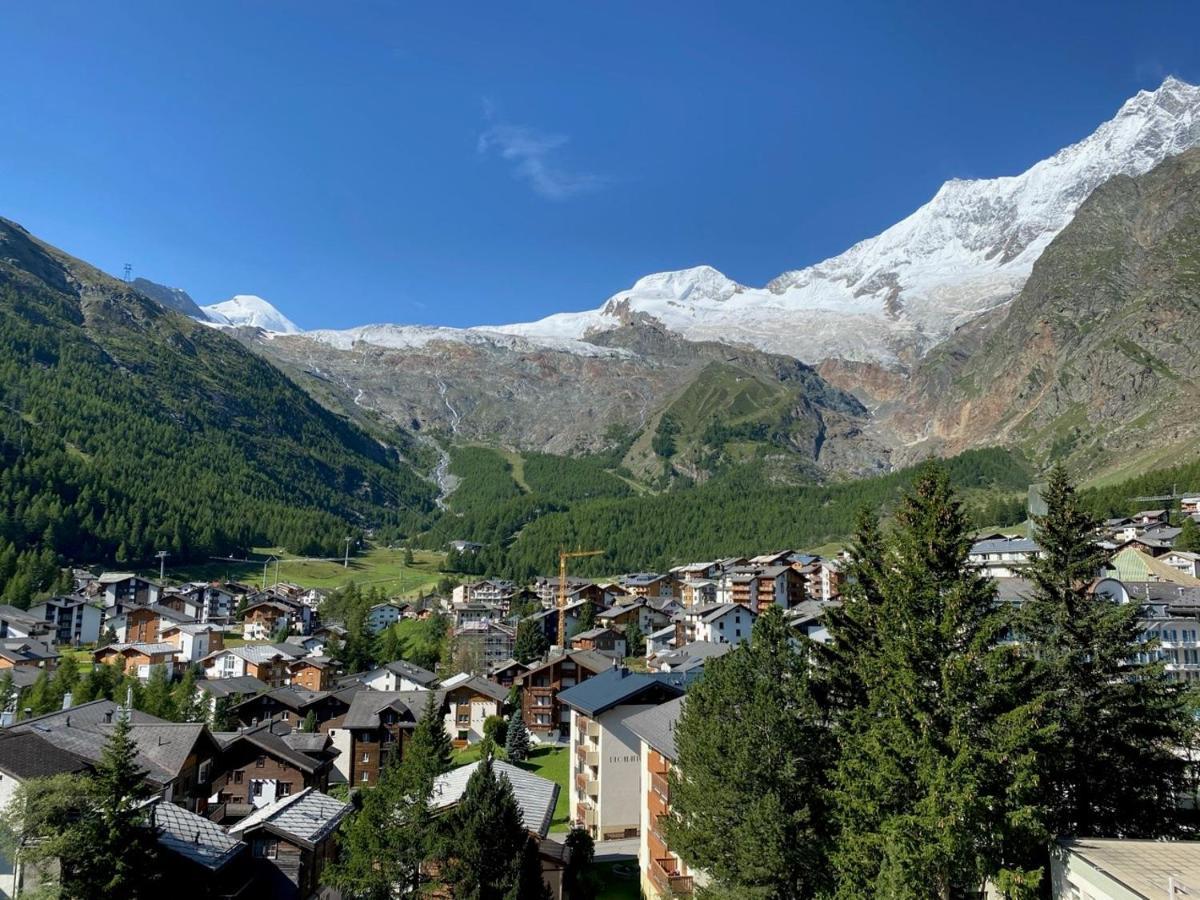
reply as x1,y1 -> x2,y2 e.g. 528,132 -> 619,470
2,1 -> 1198,330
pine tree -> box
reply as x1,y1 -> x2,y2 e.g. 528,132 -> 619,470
81,711 -> 163,897
212,694 -> 236,731
575,599 -> 596,633
1019,464 -> 1191,840
172,666 -> 202,722
624,619 -> 644,657
139,664 -> 176,721
301,709 -> 317,733
439,756 -> 548,899
0,670 -> 13,716
1176,515 -> 1200,553
409,690 -> 452,779
667,605 -> 832,898
26,669 -> 54,716
50,652 -> 80,709
828,464 -> 1045,899
512,618 -> 549,664
377,624 -> 402,663
504,709 -> 531,762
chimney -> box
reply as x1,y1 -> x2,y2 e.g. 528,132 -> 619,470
61,691 -> 73,711
103,710 -> 113,724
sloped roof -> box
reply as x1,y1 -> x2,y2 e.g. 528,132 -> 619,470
558,667 -> 691,717
970,536 -> 1041,554
229,788 -> 351,848
1058,837 -> 1200,899
444,675 -> 507,703
342,690 -> 440,730
625,695 -> 685,760
430,760 -> 559,838
367,659 -> 439,686
195,675 -> 269,698
1107,548 -> 1200,587
150,798 -> 245,870
216,721 -> 327,773
0,730 -> 92,780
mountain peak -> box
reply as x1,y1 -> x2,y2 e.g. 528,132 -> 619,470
201,294 -> 300,334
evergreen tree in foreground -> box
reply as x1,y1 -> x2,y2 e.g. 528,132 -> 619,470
828,464 -> 1045,899
326,688 -> 448,898
1018,464 -> 1191,840
439,755 -> 549,899
1176,515 -> 1200,553
667,605 -> 832,899
513,618 -> 549,663
83,711 -> 163,898
505,709 -> 531,762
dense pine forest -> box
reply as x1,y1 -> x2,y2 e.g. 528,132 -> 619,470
0,219 -> 436,606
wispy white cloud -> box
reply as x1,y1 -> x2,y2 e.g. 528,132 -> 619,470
477,103 -> 607,200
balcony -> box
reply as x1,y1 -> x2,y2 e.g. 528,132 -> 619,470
650,857 -> 693,896
586,719 -> 601,739
575,744 -> 599,766
651,770 -> 670,800
576,804 -> 596,828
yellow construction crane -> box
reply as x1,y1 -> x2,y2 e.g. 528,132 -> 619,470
558,548 -> 604,649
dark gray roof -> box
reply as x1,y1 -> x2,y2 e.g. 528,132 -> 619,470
342,690 -> 441,730
367,659 -> 440,686
519,649 -> 614,679
786,599 -> 840,626
625,695 -> 685,760
558,667 -> 692,717
218,721 -> 326,773
150,798 -> 245,870
195,676 -> 269,699
445,675 -> 507,703
652,641 -> 733,673
970,537 -> 1041,555
0,730 -> 92,780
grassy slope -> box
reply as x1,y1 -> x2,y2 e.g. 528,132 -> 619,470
142,546 -> 450,597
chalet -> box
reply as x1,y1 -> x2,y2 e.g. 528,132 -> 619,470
645,625 -> 676,657
620,573 -> 678,600
627,697 -> 706,899
1163,551 -> 1200,580
673,602 -> 756,647
1105,547 -> 1200,587
95,642 -> 177,678
786,599 -> 841,644
113,602 -> 196,644
517,649 -> 612,737
570,627 -> 627,658
209,721 -> 335,821
360,658 -> 440,692
671,561 -> 720,583
968,536 -> 1043,578
647,640 -> 732,674
25,596 -> 102,646
488,657 -> 531,689
452,579 -> 517,605
1133,509 -> 1170,527
288,656 -> 335,692
440,674 -> 508,746
0,639 -> 59,671
203,645 -> 296,687
561,667 -> 691,842
430,761 -> 564,897
533,575 -> 596,605
596,600 -> 653,634
228,789 -> 352,900
337,689 -> 443,787
679,579 -> 717,608
303,624 -> 347,656
230,685 -> 355,733
242,600 -> 294,641
146,798 -> 253,899
749,550 -> 796,567
4,701 -> 222,811
195,675 -> 270,719
161,621 -> 224,664
158,590 -> 204,620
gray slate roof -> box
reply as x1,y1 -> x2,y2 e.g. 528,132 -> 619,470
195,675 -> 270,698
558,667 -> 692,717
430,760 -> 559,838
150,797 -> 245,870
229,788 -> 351,848
368,659 -> 440,686
0,730 -> 92,780
970,537 -> 1041,554
626,696 -> 685,760
342,689 -> 441,730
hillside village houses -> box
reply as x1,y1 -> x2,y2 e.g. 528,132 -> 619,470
1,502 -> 1199,896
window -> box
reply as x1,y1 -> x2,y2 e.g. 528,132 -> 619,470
252,781 -> 263,797
234,771 -> 243,784
255,756 -> 266,768
458,731 -> 469,741
362,752 -> 370,763
361,772 -> 370,783
252,839 -> 278,859
279,783 -> 292,796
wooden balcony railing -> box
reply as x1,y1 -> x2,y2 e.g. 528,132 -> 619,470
650,856 -> 693,895
650,770 -> 670,800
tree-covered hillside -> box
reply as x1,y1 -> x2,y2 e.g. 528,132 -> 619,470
0,218 -> 435,605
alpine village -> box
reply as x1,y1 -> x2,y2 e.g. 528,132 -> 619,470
9,8 -> 1200,900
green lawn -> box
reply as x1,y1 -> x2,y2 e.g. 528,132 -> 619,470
451,745 -> 571,832
140,545 -> 452,598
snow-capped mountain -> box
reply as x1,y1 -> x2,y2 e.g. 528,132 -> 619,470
490,76 -> 1200,366
201,294 -> 300,334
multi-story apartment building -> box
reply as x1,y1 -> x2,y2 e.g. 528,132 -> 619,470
517,649 -> 612,736
620,573 -> 678,600
627,696 -> 707,898
453,621 -> 516,668
968,536 -> 1043,578
753,565 -> 807,611
560,667 -> 689,843
337,690 -> 441,787
26,596 -> 102,646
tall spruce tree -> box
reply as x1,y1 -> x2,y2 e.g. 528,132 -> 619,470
666,605 -> 832,899
512,618 -> 549,664
439,756 -> 549,899
504,709 -> 531,762
83,711 -> 163,897
328,697 -> 442,898
1176,516 -> 1200,553
1019,464 -> 1191,839
828,464 -> 1045,899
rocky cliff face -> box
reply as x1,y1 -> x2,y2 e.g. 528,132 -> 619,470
248,317 -> 889,480
876,146 -> 1200,469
